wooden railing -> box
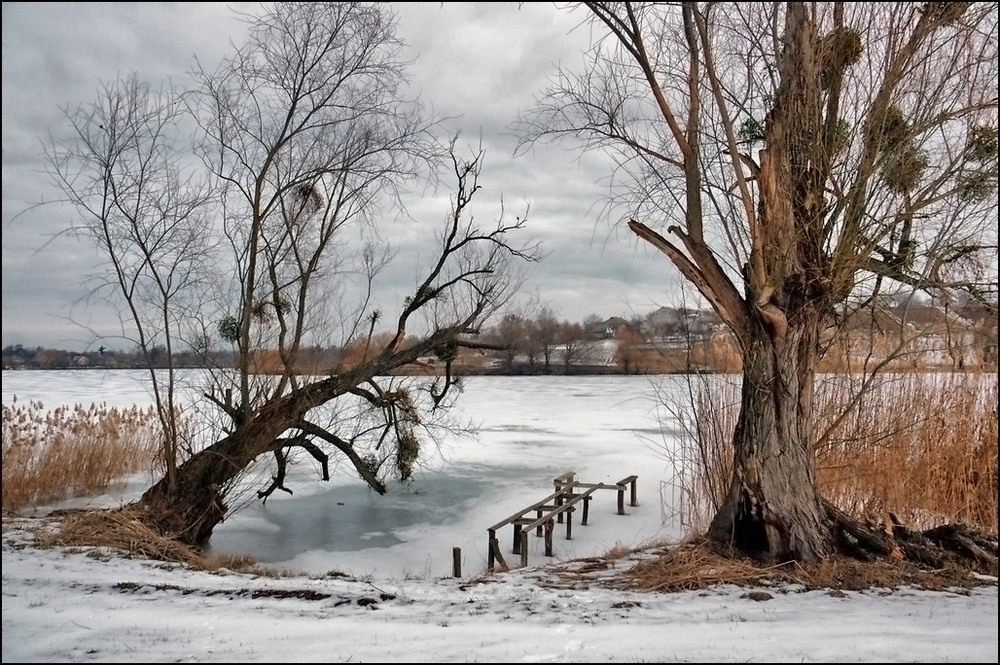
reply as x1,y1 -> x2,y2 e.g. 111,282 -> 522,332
486,471 -> 638,572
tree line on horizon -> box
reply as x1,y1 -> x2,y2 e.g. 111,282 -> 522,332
4,291 -> 994,375
0,305 -> 707,373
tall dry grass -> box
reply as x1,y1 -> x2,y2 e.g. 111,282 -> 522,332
815,372 -> 998,531
2,398 -> 161,513
667,371 -> 998,535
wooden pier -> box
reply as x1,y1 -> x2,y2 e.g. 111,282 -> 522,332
486,471 -> 638,572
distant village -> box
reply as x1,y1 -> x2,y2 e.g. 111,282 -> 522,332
3,299 -> 996,374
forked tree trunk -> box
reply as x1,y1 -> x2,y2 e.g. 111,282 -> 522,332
707,315 -> 837,563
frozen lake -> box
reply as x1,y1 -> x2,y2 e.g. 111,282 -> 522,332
2,369 -> 700,578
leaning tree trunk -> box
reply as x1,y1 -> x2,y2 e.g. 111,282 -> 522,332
707,314 -> 837,563
128,376 -> 341,546
132,434 -> 258,546
124,350 -> 430,546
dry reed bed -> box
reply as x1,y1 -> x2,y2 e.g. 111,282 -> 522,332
816,373 -> 998,532
674,371 -> 998,534
2,399 -> 160,512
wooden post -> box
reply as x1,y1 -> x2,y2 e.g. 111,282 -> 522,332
565,506 -> 573,540
520,531 -> 529,567
553,472 -> 575,524
582,496 -> 591,525
535,509 -> 544,536
630,477 -> 638,506
487,529 -> 496,570
489,537 -> 508,572
617,484 -> 625,515
452,547 -> 461,577
544,519 -> 555,556
512,523 -> 523,554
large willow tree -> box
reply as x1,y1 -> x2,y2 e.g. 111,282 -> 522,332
522,2 -> 998,562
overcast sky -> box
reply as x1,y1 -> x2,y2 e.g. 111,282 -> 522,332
2,2 -> 683,351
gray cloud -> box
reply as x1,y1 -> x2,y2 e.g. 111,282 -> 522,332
2,2 -> 680,351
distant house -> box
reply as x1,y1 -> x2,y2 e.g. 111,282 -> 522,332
956,301 -> 999,367
586,316 -> 630,340
643,306 -> 686,340
692,309 -> 726,334
642,306 -> 724,343
832,302 -> 993,369
890,304 -> 979,368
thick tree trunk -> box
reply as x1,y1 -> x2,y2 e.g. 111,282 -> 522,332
131,428 -> 280,545
707,317 -> 836,563
127,380 -> 318,546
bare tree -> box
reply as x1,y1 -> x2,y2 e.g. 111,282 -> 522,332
45,73 -> 214,493
581,313 -> 605,338
490,312 -> 527,372
613,324 -> 645,374
535,305 -> 561,373
47,3 -> 539,546
557,319 -> 591,373
520,2 -> 997,562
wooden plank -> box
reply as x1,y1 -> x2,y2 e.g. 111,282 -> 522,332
513,510 -> 567,526
573,481 -> 627,491
486,486 -> 578,532
517,484 -> 604,534
553,473 -> 577,523
617,475 -> 639,509
553,473 -> 576,524
553,471 -> 576,486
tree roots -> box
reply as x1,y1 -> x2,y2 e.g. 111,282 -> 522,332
825,499 -> 998,577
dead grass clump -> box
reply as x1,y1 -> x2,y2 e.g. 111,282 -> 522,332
785,555 -> 986,592
24,508 -> 300,576
614,539 -> 773,592
601,541 -> 638,561
34,508 -> 205,566
2,399 -> 162,513
611,539 -> 993,594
